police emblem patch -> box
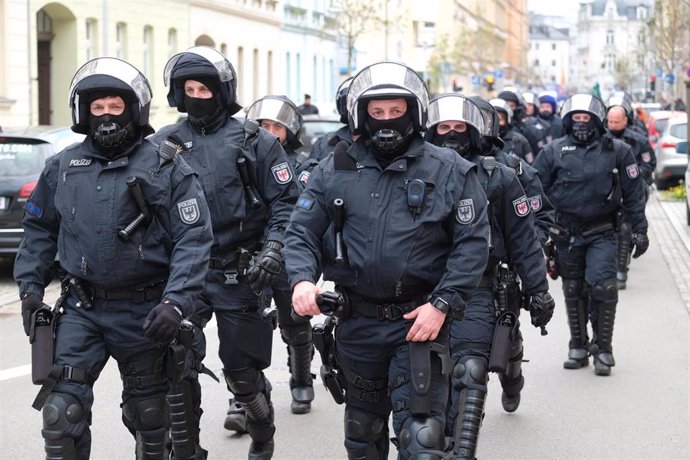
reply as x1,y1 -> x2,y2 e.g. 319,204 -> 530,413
513,196 -> 530,217
641,152 -> 651,163
177,198 -> 200,224
626,163 -> 639,179
271,162 -> 293,184
529,195 -> 542,212
456,199 -> 475,224
298,170 -> 310,184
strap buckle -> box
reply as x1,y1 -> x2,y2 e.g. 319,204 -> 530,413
376,304 -> 403,321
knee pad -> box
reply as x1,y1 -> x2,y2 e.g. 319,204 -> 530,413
451,356 -> 488,393
223,368 -> 264,397
42,392 -> 89,441
399,417 -> 445,456
590,279 -> 618,303
121,394 -> 167,433
562,279 -> 584,301
280,323 -> 312,347
343,407 -> 389,453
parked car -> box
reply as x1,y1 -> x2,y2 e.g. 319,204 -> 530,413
297,114 -> 344,154
654,114 -> 688,190
647,110 -> 684,150
680,141 -> 690,224
0,126 -> 85,260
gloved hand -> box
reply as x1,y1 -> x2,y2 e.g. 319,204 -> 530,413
21,293 -> 44,336
246,240 -> 283,293
528,291 -> 555,329
631,232 -> 649,258
143,300 -> 183,343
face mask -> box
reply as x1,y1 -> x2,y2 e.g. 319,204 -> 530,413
184,95 -> 222,127
498,124 -> 509,137
571,119 -> 598,144
365,113 -> 414,158
89,111 -> 136,156
437,130 -> 471,157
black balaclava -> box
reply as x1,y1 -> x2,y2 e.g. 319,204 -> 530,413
365,111 -> 415,166
184,76 -> 224,130
571,116 -> 599,145
88,92 -> 138,158
436,130 -> 471,157
609,127 -> 625,138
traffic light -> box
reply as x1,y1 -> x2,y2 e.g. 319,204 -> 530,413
650,76 -> 656,92
452,79 -> 463,92
485,76 -> 495,91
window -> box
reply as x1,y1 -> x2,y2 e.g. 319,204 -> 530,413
220,43 -> 227,57
116,23 -> 127,59
86,19 -> 97,60
285,52 -> 291,97
551,60 -> 556,67
606,30 -> 614,45
237,46 -> 244,99
534,59 -> 540,66
535,43 -> 539,50
551,43 -> 556,50
143,26 -> 153,77
168,28 -> 177,57
253,48 -> 259,100
267,51 -> 273,94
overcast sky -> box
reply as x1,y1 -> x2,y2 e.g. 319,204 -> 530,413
527,0 -> 580,23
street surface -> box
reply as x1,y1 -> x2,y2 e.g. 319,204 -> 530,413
0,194 -> 688,459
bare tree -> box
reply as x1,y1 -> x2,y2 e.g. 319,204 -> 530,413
330,0 -> 381,76
649,0 -> 690,98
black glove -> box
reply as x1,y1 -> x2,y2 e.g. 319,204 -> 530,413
528,291 -> 555,329
246,241 -> 283,293
631,232 -> 649,259
143,300 -> 183,343
21,293 -> 44,336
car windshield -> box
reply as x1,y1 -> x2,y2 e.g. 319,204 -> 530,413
670,123 -> 686,139
0,137 -> 52,177
654,119 -> 669,134
303,120 -> 343,138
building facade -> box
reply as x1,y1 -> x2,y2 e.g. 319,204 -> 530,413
527,15 -> 572,90
575,0 -> 652,100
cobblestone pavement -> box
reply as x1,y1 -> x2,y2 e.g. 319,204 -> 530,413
1,193 -> 689,317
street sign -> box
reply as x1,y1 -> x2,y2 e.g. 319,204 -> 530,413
665,73 -> 675,84
494,69 -> 504,79
686,67 -> 690,79
656,67 -> 663,77
471,75 -> 480,85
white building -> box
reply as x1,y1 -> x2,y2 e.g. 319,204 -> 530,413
528,21 -> 571,89
280,0 -> 339,113
574,0 -> 652,100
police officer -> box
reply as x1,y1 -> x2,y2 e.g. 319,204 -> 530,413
497,87 -> 549,160
606,96 -> 655,290
309,77 -> 354,162
524,91 -> 553,143
14,57 -> 213,459
244,95 -> 319,414
285,61 -> 490,460
538,93 -> 565,139
490,98 -> 534,164
153,46 -> 300,459
426,94 -> 554,458
533,94 -> 649,376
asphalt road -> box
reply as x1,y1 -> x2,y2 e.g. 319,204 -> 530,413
1,197 -> 688,459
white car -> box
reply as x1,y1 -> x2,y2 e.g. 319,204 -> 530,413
654,113 -> 688,190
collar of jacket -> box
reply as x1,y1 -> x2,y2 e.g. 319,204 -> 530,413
82,133 -> 144,162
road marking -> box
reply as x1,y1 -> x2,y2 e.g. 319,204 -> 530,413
0,364 -> 30,382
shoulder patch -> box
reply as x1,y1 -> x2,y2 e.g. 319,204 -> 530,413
456,198 -> 475,224
529,195 -> 542,212
513,195 -> 530,217
298,170 -> 310,185
641,152 -> 651,163
177,198 -> 200,224
25,200 -> 43,218
271,162 -> 293,184
625,163 -> 639,179
296,196 -> 315,210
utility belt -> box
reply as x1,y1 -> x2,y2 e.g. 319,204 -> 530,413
66,277 -> 166,307
558,212 -> 620,237
345,290 -> 427,321
209,244 -> 259,285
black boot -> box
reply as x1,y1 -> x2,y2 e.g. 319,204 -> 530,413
241,392 -> 275,460
499,330 -> 524,413
288,342 -> 315,414
224,398 -> 248,434
562,279 -> 590,369
592,298 -> 616,377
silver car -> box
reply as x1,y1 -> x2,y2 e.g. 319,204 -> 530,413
654,113 -> 688,190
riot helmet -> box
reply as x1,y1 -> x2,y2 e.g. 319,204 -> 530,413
68,57 -> 152,136
426,94 -> 484,157
523,91 -> 537,116
164,46 -> 242,116
246,95 -> 303,149
469,96 -> 504,151
335,77 -> 353,124
490,98 -> 514,137
560,93 -> 607,144
497,86 -> 525,119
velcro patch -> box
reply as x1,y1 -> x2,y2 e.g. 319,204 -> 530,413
298,170 -> 310,184
296,197 -> 315,210
177,198 -> 200,224
25,200 -> 43,218
456,199 -> 475,224
513,195 -> 530,217
69,159 -> 92,167
626,163 -> 639,179
271,162 -> 293,184
641,152 -> 651,163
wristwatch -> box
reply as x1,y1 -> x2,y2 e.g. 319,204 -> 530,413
430,297 -> 450,314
